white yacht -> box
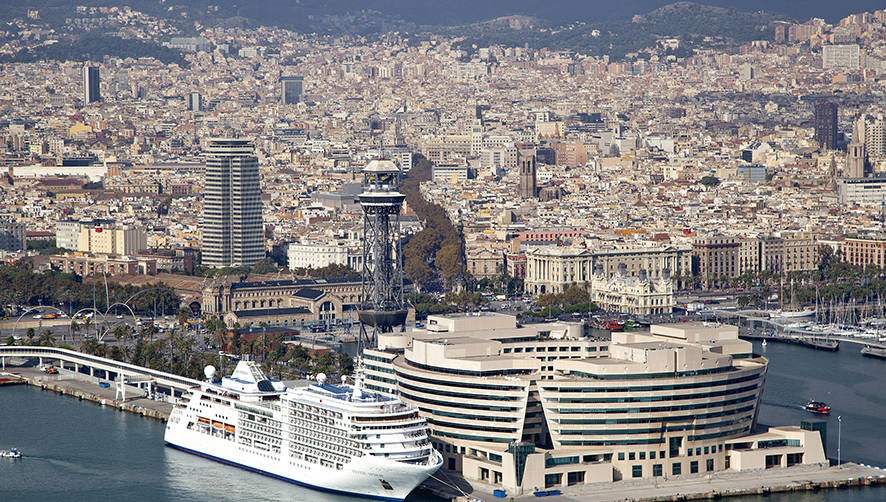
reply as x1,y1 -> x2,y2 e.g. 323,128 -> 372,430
164,360 -> 441,500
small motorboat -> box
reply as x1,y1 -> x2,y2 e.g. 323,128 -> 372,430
0,448 -> 22,458
804,401 -> 831,415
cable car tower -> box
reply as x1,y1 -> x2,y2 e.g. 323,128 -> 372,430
357,159 -> 407,347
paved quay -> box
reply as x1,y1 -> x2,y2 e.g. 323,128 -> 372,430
442,463 -> 886,502
5,366 -> 172,421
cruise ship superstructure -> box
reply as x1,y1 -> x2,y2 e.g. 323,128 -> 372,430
164,360 -> 442,500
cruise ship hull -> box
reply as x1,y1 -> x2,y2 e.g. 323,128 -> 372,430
165,422 -> 438,501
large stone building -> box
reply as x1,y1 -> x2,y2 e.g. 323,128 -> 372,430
55,220 -> 146,256
590,266 -> 675,315
841,235 -> 886,269
363,315 -> 825,493
201,277 -> 363,315
466,248 -> 504,279
287,241 -> 362,271
223,288 -> 344,328
697,233 -> 818,286
693,236 -> 740,286
524,244 -> 692,295
50,253 -> 156,277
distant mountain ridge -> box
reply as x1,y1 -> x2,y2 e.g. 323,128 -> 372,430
0,0 -> 879,64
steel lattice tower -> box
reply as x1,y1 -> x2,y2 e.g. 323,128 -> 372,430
358,160 -> 407,344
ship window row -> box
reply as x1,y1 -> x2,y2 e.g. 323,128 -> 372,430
186,422 -> 235,442
542,373 -> 761,393
234,402 -> 273,418
556,415 -> 752,436
289,431 -> 360,458
399,390 -> 520,412
290,423 -> 359,449
290,410 -> 337,425
289,443 -> 350,465
288,402 -> 343,419
404,359 -> 534,377
399,381 -> 526,401
238,411 -> 281,428
352,411 -> 419,423
295,453 -> 345,471
552,383 -> 760,404
239,421 -> 280,436
554,394 -> 758,414
353,421 -> 426,432
290,418 -> 348,438
429,417 -> 518,434
557,405 -> 756,425
238,439 -> 281,456
292,436 -> 350,460
240,430 -> 281,446
567,365 -> 735,380
397,368 -> 527,392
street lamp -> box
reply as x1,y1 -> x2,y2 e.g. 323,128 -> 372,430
837,415 -> 842,466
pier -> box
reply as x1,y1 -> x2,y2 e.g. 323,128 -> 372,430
442,462 -> 886,502
0,345 -> 202,421
703,309 -> 886,353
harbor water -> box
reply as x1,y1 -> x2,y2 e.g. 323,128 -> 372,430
1,340 -> 884,501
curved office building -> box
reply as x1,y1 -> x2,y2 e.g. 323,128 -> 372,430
364,314 -> 824,493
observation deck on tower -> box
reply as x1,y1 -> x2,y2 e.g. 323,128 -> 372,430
357,160 -> 407,335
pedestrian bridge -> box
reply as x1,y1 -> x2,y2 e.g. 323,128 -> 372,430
0,345 -> 201,397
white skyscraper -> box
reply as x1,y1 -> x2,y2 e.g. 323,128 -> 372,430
201,138 -> 264,267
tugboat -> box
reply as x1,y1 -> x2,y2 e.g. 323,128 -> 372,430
804,401 -> 831,415
0,448 -> 22,458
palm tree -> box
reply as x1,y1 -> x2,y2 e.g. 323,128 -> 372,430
39,329 -> 55,347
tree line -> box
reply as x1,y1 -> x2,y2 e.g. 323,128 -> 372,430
0,264 -> 179,316
401,154 -> 466,289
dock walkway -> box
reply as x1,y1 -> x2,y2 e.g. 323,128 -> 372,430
445,463 -> 886,502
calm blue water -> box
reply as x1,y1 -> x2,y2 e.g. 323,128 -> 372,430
0,384 -> 437,501
0,340 -> 884,501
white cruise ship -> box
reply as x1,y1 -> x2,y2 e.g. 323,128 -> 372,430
164,360 -> 442,500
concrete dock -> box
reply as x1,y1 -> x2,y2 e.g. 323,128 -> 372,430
440,462 -> 886,502
4,366 -> 171,421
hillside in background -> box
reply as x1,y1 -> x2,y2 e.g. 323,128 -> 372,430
0,1 -> 880,63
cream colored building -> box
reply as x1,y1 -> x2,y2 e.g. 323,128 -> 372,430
202,277 -> 362,315
590,268 -> 674,314
362,315 -> 825,494
76,224 -> 146,256
524,244 -> 692,295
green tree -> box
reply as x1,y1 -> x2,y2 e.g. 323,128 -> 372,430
699,175 -> 720,188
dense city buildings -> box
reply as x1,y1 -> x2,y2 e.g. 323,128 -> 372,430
201,138 -> 264,268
